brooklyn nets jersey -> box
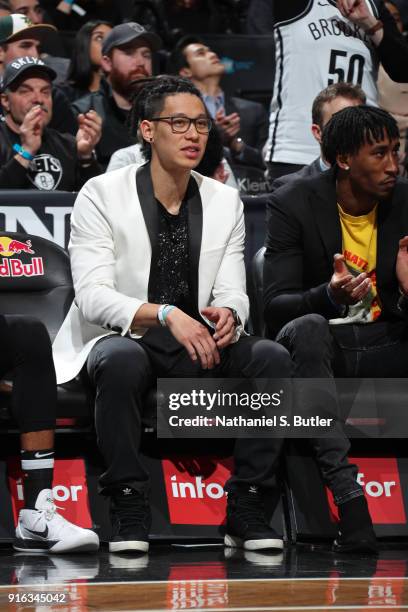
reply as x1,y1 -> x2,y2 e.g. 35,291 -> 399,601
265,0 -> 379,165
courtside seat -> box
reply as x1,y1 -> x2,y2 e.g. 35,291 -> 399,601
249,247 -> 392,433
248,246 -> 266,337
0,231 -> 91,430
0,231 -> 158,433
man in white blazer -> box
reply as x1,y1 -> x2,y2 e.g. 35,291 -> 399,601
53,76 -> 291,554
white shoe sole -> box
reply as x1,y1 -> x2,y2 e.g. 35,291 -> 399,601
109,540 -> 149,553
224,534 -> 284,551
14,533 -> 99,554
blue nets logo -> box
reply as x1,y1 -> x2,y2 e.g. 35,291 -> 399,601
221,56 -> 255,75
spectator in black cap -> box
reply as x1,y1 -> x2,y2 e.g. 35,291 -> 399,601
73,22 -> 162,169
73,22 -> 161,168
0,55 -> 102,190
0,13 -> 77,133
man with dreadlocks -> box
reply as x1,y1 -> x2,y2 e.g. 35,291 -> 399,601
264,104 -> 407,553
53,75 -> 293,555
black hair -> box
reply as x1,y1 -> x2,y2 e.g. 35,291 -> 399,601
129,74 -> 206,162
321,105 -> 400,166
312,82 -> 366,127
67,19 -> 112,92
167,35 -> 204,75
195,125 -> 224,178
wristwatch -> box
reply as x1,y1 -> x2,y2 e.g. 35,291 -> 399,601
227,308 -> 242,327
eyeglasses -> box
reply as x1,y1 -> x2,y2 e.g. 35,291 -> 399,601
149,115 -> 212,134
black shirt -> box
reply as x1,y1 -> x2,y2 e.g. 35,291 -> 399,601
73,79 -> 137,170
151,198 -> 195,317
0,120 -> 101,191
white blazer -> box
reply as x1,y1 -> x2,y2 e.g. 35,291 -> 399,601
53,164 -> 249,384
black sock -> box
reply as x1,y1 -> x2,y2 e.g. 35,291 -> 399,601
21,449 -> 54,509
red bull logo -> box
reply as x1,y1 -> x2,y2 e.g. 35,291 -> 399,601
0,236 -> 44,278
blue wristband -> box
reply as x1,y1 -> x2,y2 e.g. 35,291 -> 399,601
163,305 -> 176,323
64,0 -> 74,4
13,144 -> 34,161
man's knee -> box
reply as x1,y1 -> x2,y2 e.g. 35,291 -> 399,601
89,338 -> 151,388
278,314 -> 330,344
248,338 -> 292,377
6,316 -> 52,360
277,314 -> 332,363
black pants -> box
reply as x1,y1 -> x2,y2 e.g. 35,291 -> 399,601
86,332 -> 292,495
276,314 -> 408,504
0,315 -> 56,433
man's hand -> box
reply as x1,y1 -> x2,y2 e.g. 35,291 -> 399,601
201,306 -> 236,349
19,105 -> 45,157
336,0 -> 378,30
76,110 -> 102,159
166,308 -> 220,369
215,109 -> 240,145
329,253 -> 371,305
396,236 -> 408,294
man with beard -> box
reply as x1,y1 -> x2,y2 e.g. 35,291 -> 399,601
73,22 -> 161,169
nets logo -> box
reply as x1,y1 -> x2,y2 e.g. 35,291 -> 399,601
162,457 -> 233,525
327,457 -> 406,524
8,458 -> 93,528
0,236 -> 44,277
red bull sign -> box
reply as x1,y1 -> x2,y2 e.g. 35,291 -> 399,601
0,236 -> 44,278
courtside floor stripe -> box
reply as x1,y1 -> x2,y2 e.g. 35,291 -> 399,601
1,576 -> 408,589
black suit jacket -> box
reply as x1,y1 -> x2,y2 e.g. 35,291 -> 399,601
224,96 -> 268,150
224,95 -> 268,169
263,169 -> 408,337
271,158 -> 323,192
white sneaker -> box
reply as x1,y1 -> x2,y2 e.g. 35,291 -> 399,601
13,553 -> 100,584
13,489 -> 99,554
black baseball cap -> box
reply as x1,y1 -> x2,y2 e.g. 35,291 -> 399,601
102,22 -> 162,56
2,56 -> 56,91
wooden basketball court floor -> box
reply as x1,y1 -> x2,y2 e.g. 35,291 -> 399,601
0,543 -> 407,611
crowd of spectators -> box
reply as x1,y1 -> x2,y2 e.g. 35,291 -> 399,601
0,0 -> 407,191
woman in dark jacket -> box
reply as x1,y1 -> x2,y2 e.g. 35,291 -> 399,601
61,19 -> 112,102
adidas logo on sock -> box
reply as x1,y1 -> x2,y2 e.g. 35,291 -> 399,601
249,485 -> 258,494
122,488 -> 133,496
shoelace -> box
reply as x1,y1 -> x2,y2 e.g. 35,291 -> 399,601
112,495 -> 149,530
233,494 -> 268,528
42,497 -> 65,522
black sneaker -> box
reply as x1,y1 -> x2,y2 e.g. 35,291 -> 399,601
332,495 -> 378,554
109,488 -> 151,553
224,486 -> 283,551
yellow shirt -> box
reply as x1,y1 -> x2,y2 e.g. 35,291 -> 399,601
330,204 -> 381,325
